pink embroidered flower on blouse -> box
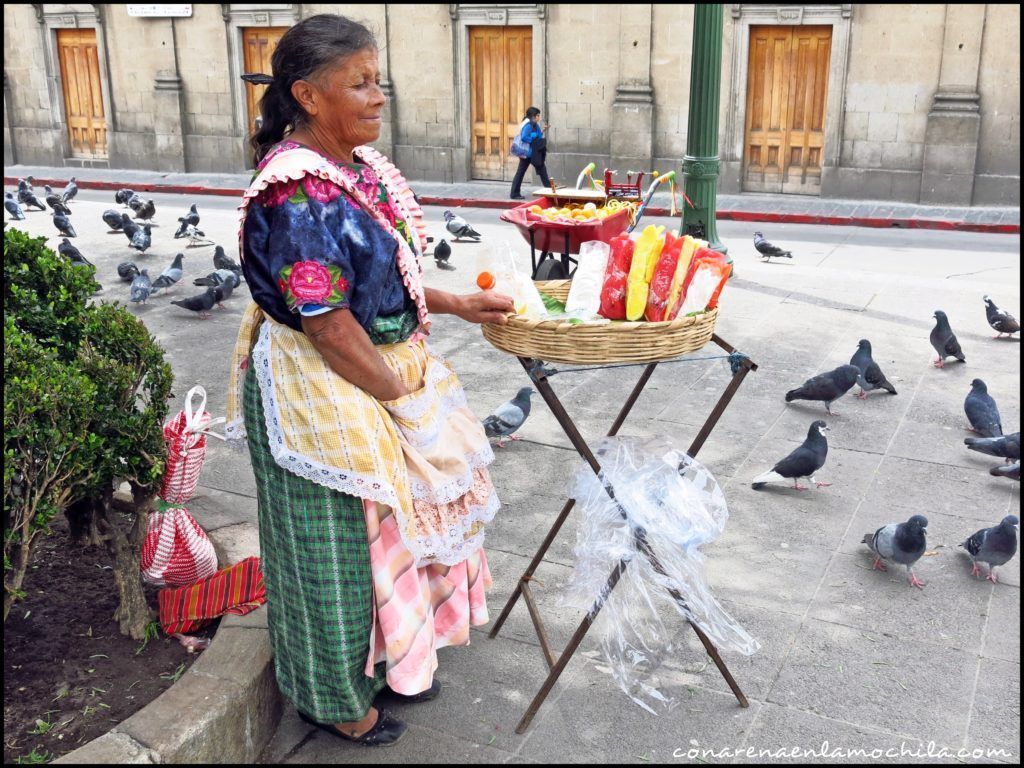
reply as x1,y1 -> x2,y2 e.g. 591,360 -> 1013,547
262,178 -> 300,208
335,275 -> 350,295
287,261 -> 334,303
303,176 -> 344,204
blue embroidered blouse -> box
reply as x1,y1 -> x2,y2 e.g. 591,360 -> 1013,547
241,141 -> 416,336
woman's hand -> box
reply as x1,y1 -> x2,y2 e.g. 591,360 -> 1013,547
454,290 -> 516,325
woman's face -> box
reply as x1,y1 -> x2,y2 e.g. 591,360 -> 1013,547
296,47 -> 386,150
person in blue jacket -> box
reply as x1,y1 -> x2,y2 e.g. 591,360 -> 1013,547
510,106 -> 551,200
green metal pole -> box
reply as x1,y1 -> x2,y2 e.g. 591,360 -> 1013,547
681,3 -> 727,255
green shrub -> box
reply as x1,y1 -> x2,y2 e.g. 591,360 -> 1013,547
3,319 -> 99,621
3,227 -> 99,361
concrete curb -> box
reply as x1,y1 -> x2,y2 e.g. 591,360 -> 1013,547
53,521 -> 282,764
5,174 -> 1018,234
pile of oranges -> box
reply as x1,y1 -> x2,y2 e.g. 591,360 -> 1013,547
525,200 -> 636,224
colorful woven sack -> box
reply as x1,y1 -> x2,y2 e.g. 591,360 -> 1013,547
140,502 -> 219,587
158,556 -> 266,635
159,385 -> 224,504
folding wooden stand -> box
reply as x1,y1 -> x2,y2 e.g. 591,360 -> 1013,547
487,334 -> 758,734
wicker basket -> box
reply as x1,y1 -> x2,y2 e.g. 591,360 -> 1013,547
481,280 -> 719,365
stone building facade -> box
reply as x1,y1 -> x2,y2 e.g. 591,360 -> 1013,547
3,3 -> 1019,205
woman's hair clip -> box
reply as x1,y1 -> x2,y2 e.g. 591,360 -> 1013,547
241,73 -> 275,85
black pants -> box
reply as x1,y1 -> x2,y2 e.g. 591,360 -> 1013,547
510,152 -> 550,198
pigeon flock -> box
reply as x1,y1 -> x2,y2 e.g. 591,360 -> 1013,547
4,178 -> 244,321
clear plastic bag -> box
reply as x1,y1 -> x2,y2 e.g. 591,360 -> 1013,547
560,435 -> 760,714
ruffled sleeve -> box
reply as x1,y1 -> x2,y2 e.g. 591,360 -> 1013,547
241,174 -> 356,330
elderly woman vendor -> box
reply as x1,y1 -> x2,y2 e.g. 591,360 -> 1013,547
226,14 -> 514,746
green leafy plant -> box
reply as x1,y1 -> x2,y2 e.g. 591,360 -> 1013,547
135,619 -> 161,656
27,713 -> 55,735
160,662 -> 187,684
15,747 -> 53,764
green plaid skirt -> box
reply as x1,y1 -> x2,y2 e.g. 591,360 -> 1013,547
244,362 -> 387,723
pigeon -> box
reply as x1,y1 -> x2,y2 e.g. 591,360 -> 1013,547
929,310 -> 965,367
960,515 -> 1019,582
173,204 -> 200,238
129,224 -> 152,253
114,188 -> 135,206
862,515 -> 929,589
983,295 -> 1020,339
785,364 -> 860,415
964,432 -> 1020,462
849,339 -> 897,398
990,462 -> 1020,481
127,193 -> 147,212
18,181 -> 47,211
120,213 -> 141,241
52,210 -> 77,238
171,287 -> 218,320
211,280 -> 235,305
443,210 -> 481,241
132,198 -> 157,222
213,245 -> 242,274
117,261 -> 141,282
183,224 -> 211,247
964,379 -> 1002,438
57,238 -> 91,268
45,190 -> 72,217
23,176 -> 36,191
60,177 -> 78,204
151,253 -> 185,292
130,269 -> 152,304
433,238 -> 454,270
4,193 -> 25,220
482,387 -> 534,447
752,420 -> 831,491
102,208 -> 126,231
193,269 -> 240,288
753,231 -> 793,261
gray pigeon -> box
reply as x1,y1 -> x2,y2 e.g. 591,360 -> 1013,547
18,182 -> 47,211
482,387 -> 534,447
102,208 -> 125,231
850,339 -> 897,398
990,462 -> 1020,481
960,515 -> 1019,582
193,269 -> 240,288
213,245 -> 241,273
863,514 -> 929,589
52,210 -> 77,238
753,231 -> 793,261
130,269 -> 152,304
4,193 -> 25,220
174,204 -> 200,238
127,193 -> 147,212
129,224 -> 152,253
151,253 -> 185,292
983,295 -> 1020,338
211,280 -> 235,305
785,364 -> 860,415
184,224 -> 210,247
434,238 -> 454,270
964,432 -> 1020,462
443,210 -> 481,241
58,238 -> 92,268
752,420 -> 831,491
45,191 -> 72,217
964,379 -> 1002,438
117,261 -> 141,282
171,287 -> 218,320
120,213 -> 141,241
60,177 -> 78,204
114,188 -> 135,206
930,310 -> 965,368
132,198 -> 157,222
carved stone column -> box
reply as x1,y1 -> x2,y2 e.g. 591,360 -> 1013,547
920,4 -> 986,205
610,4 -> 654,172
153,72 -> 187,172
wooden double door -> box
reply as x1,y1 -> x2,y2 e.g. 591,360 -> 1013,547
744,25 -> 832,194
57,28 -> 107,157
469,26 -> 532,181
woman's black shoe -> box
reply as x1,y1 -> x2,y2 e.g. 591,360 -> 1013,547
297,707 -> 407,747
510,194 -> 525,200
377,679 -> 442,704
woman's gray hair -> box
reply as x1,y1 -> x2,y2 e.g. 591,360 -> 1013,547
247,14 -> 377,165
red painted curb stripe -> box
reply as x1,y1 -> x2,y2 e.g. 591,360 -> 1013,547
5,176 -> 1018,234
